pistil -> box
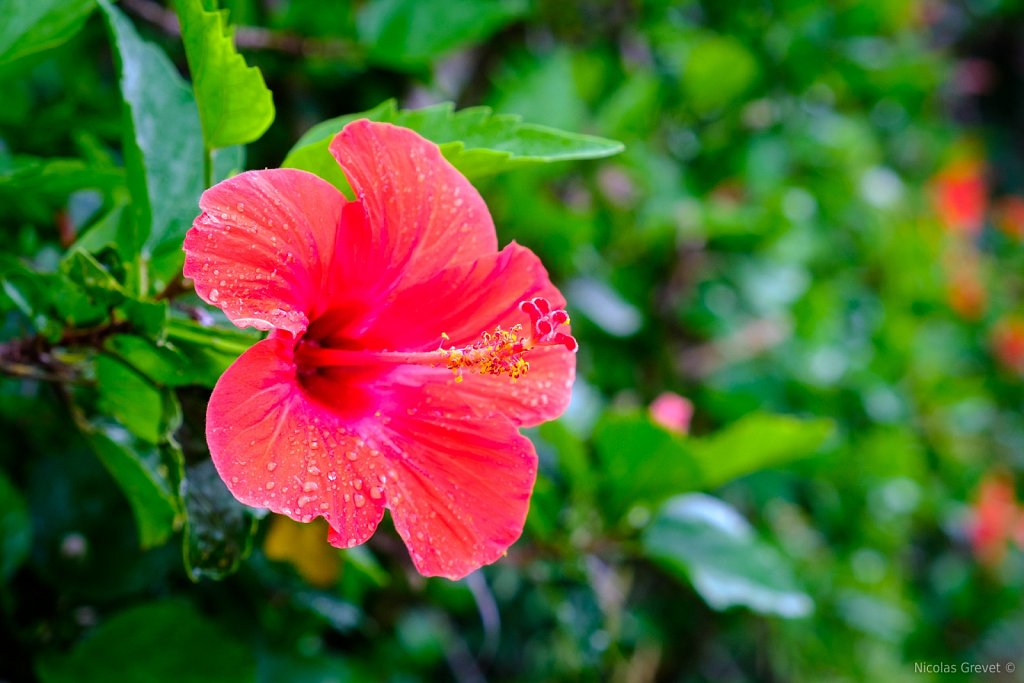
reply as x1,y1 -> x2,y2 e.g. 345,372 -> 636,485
296,297 -> 577,384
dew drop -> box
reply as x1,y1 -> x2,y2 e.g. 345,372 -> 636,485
369,486 -> 382,500
354,479 -> 363,490
303,481 -> 319,492
266,462 -> 278,472
353,494 -> 366,508
346,451 -> 358,461
236,202 -> 245,212
327,472 -> 337,481
265,481 -> 274,490
209,288 -> 220,302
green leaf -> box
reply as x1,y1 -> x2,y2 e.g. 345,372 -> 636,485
117,298 -> 169,339
212,144 -> 246,182
259,652 -> 361,683
98,0 -> 204,292
174,0 -> 275,149
357,0 -> 527,70
593,412 -> 702,520
594,412 -> 832,522
1,267 -> 109,333
688,413 -> 834,490
183,459 -> 261,581
105,333 -> 193,387
282,100 -> 624,190
681,34 -> 760,115
0,156 -> 123,196
164,317 -> 255,387
60,249 -> 127,307
71,203 -> 126,255
0,0 -> 95,73
95,355 -> 180,443
0,468 -> 31,581
643,494 -> 812,618
36,600 -> 255,683
81,426 -> 181,548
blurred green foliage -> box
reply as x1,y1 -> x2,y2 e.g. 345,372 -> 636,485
3,0 -> 1024,681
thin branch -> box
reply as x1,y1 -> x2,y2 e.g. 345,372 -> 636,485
0,357 -> 82,384
155,275 -> 191,302
465,572 -> 501,664
120,0 -> 365,62
0,319 -> 131,385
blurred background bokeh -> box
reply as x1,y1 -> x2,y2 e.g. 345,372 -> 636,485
5,0 -> 1024,681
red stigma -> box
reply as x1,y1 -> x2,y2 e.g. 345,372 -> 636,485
519,297 -> 578,353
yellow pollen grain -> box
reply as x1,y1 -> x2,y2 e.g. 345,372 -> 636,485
437,324 -> 530,384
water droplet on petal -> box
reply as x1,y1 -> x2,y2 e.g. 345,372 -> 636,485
346,451 -> 358,461
303,481 -> 318,492
327,472 -> 337,481
266,462 -> 277,472
209,289 -> 220,302
369,487 -> 382,500
354,494 -> 366,508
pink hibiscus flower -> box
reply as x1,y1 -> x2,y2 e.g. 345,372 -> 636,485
182,120 -> 577,580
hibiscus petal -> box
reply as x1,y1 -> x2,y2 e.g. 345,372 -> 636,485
371,404 -> 538,580
360,242 -> 576,426
360,242 -> 561,350
446,345 -> 576,427
328,120 -> 498,288
206,335 -> 385,546
183,169 -> 346,334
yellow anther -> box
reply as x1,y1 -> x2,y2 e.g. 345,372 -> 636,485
438,324 -> 530,383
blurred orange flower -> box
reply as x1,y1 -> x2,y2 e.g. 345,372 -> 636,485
993,196 -> 1024,240
990,317 -> 1024,374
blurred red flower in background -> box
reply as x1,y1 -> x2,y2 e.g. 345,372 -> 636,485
183,120 -> 577,579
969,472 -> 1022,568
931,158 -> 987,236
649,392 -> 694,435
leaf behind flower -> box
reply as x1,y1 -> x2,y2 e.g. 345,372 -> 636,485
282,100 -> 625,191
